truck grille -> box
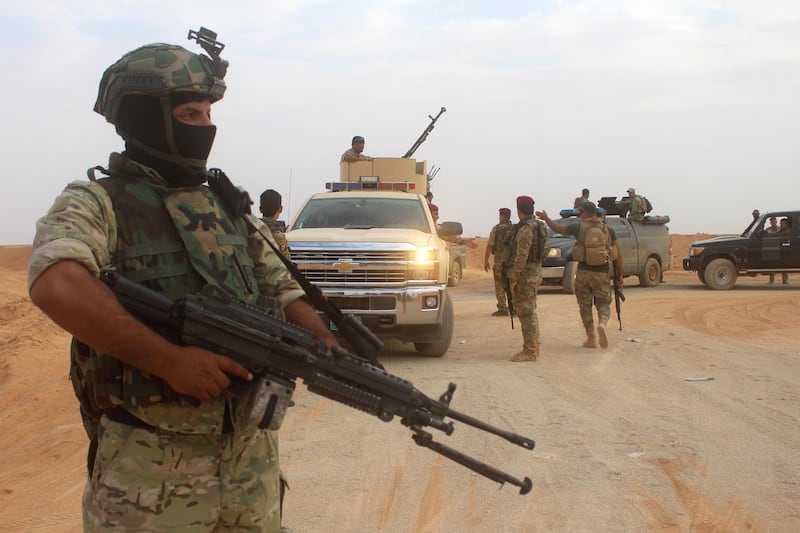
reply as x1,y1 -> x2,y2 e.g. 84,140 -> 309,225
301,269 -> 406,284
290,248 -> 414,285
327,295 -> 396,311
291,250 -> 407,262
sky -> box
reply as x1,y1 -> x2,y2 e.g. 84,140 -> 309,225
1,0 -> 799,244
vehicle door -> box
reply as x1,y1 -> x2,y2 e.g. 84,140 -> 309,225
606,218 -> 637,275
752,215 -> 789,269
780,214 -> 799,269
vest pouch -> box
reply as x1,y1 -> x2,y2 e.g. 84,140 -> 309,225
244,375 -> 296,430
572,244 -> 586,262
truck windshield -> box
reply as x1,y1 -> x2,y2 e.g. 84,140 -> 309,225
291,197 -> 430,232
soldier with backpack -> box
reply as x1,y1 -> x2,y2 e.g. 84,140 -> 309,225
537,202 -> 623,350
507,196 -> 549,362
624,187 -> 650,221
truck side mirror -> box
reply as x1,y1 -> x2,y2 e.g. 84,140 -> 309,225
438,221 -> 463,236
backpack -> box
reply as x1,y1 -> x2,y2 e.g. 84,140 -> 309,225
572,220 -> 617,266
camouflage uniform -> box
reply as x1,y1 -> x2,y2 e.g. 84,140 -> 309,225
28,41 -> 301,532
262,217 -> 290,257
564,222 -> 618,348
487,220 -> 514,312
29,154 -> 302,531
628,195 -> 647,221
506,218 -> 549,361
340,148 -> 371,162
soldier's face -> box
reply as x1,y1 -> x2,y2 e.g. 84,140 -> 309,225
172,99 -> 213,126
353,141 -> 365,153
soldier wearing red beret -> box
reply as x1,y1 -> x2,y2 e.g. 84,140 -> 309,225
506,196 -> 549,361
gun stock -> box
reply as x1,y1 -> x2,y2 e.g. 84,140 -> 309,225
100,271 -> 535,495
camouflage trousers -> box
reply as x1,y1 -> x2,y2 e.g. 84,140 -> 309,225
83,415 -> 281,532
575,269 -> 612,330
492,263 -> 509,311
512,271 -> 542,352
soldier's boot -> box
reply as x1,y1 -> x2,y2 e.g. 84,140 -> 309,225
511,348 -> 538,362
582,328 -> 598,348
597,321 -> 609,349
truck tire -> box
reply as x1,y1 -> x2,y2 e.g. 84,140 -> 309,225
414,294 -> 454,357
448,260 -> 462,287
562,261 -> 578,294
697,270 -> 706,285
704,258 -> 737,290
638,257 -> 662,287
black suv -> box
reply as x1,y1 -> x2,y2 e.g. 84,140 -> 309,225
683,211 -> 800,289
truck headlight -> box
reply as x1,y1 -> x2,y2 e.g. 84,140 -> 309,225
412,247 -> 435,262
690,247 -> 704,256
423,295 -> 439,309
547,248 -> 562,257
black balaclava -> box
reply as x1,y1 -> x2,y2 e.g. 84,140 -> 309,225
116,93 -> 216,187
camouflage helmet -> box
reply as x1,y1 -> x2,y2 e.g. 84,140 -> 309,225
94,43 -> 226,125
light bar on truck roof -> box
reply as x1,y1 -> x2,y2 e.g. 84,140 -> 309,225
325,181 -> 417,192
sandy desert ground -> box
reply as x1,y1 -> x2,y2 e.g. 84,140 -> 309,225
1,237 -> 799,532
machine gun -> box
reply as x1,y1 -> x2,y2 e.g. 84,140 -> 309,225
403,107 -> 446,159
101,271 -> 535,495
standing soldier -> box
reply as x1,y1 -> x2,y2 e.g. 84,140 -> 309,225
340,135 -> 374,162
27,34 -> 335,531
537,202 -> 623,349
484,207 -> 514,316
507,196 -> 549,362
260,189 -> 290,257
624,187 -> 647,221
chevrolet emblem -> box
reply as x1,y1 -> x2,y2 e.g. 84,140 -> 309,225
332,260 -> 359,272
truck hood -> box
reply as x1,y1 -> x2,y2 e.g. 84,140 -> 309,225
286,227 -> 436,247
690,235 -> 742,247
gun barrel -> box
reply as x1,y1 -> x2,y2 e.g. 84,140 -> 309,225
446,408 -> 535,450
402,107 -> 446,159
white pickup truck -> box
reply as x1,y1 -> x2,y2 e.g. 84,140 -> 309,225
285,158 -> 460,357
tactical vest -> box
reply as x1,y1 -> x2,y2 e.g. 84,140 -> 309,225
572,219 -> 618,266
70,174 -> 263,438
493,221 -> 514,266
507,218 -> 547,265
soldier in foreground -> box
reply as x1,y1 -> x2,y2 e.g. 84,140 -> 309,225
537,202 -> 623,349
260,189 -> 290,257
28,31 -> 334,531
507,196 -> 549,362
484,207 -> 514,316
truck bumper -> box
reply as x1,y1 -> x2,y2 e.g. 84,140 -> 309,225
542,266 -> 565,280
683,256 -> 702,271
321,285 -> 448,343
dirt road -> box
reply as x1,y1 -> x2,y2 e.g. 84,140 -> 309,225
1,245 -> 798,532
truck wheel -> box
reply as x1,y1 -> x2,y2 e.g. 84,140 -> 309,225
562,261 -> 578,294
704,258 -> 737,290
697,270 -> 706,285
638,257 -> 661,287
414,294 -> 454,357
448,260 -> 462,287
